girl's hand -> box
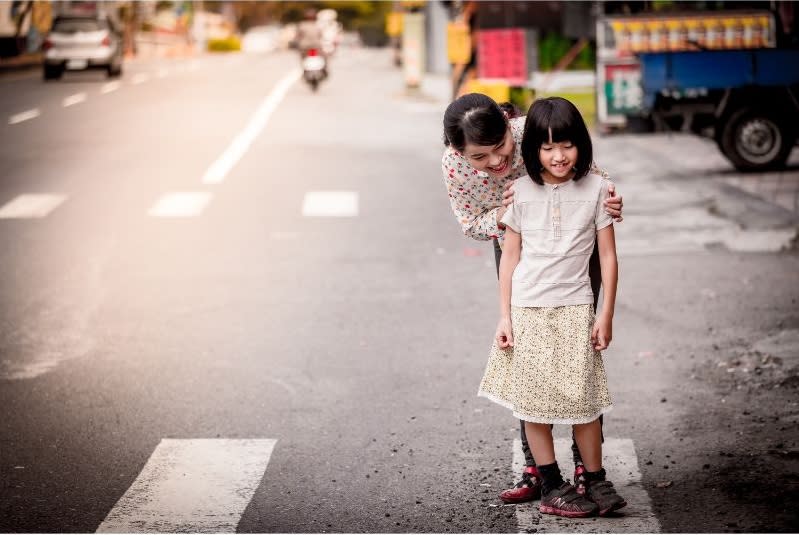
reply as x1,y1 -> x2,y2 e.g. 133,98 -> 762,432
495,317 -> 514,349
591,315 -> 613,350
603,182 -> 624,223
502,180 -> 516,208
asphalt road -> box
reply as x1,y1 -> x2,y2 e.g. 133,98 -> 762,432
1,48 -> 797,533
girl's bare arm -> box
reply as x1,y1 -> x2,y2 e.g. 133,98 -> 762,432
499,229 -> 521,318
593,225 -> 618,349
495,229 -> 521,348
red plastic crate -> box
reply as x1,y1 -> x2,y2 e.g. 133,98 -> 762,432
477,29 -> 528,85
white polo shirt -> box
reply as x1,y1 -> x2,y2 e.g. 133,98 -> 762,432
500,172 -> 613,308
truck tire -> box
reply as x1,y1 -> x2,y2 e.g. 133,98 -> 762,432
718,107 -> 794,172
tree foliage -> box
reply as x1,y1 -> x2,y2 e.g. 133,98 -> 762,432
227,1 -> 391,33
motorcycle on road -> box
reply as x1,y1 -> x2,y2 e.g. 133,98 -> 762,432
302,48 -> 327,92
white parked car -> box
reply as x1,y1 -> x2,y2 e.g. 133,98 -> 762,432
43,15 -> 123,80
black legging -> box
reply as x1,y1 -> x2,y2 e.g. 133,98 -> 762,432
492,238 -> 605,467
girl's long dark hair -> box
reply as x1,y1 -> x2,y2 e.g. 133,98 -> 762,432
443,93 -> 518,151
521,97 -> 593,185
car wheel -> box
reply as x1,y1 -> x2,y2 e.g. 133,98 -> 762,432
718,107 -> 794,172
43,64 -> 62,80
107,64 -> 122,78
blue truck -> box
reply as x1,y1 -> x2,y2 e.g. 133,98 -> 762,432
595,9 -> 799,172
635,47 -> 799,171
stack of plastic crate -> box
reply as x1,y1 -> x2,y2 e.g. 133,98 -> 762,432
477,29 -> 528,86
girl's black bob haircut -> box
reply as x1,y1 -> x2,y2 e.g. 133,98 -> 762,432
521,96 -> 593,185
443,93 -> 518,152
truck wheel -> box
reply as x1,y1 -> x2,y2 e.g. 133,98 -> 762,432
718,107 -> 793,172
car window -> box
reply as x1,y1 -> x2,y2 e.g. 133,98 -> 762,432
52,18 -> 108,33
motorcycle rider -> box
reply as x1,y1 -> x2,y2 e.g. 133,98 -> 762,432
296,9 -> 327,77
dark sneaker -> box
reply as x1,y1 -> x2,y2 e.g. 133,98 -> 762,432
539,482 -> 599,518
499,466 -> 542,504
585,479 -> 627,516
573,465 -> 587,495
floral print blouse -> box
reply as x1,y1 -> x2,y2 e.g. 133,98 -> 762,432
441,116 -> 610,243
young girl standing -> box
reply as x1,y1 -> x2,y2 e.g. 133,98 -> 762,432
478,97 -> 627,518
442,94 -> 625,503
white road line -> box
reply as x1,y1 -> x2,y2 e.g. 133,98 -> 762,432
157,67 -> 169,78
62,92 -> 87,107
96,438 -> 276,533
513,438 -> 660,533
132,73 -> 150,85
101,81 -> 121,94
0,193 -> 67,219
202,69 -> 301,185
148,192 -> 212,218
8,108 -> 40,125
302,191 -> 359,217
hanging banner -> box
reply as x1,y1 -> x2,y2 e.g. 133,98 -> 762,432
386,12 -> 403,38
447,21 -> 471,64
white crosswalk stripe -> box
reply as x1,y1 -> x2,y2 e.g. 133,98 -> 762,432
131,73 -> 150,85
0,193 -> 67,219
8,108 -> 40,125
513,438 -> 660,533
148,192 -> 212,218
97,438 -> 277,533
63,92 -> 87,107
101,81 -> 121,94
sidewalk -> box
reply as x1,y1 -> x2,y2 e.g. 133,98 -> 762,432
0,52 -> 41,75
0,32 -> 197,78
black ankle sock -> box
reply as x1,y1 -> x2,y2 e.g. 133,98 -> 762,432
537,462 -> 564,495
585,468 -> 607,482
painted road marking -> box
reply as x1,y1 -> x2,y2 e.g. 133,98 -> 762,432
0,194 -> 67,219
96,439 -> 276,533
157,67 -> 169,78
62,92 -> 87,107
148,192 -> 212,218
132,73 -> 150,85
101,81 -> 121,94
302,191 -> 359,217
8,108 -> 40,125
202,69 -> 301,185
513,438 -> 660,533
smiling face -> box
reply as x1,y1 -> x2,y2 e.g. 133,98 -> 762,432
462,127 -> 515,178
539,129 -> 578,183
520,97 -> 593,185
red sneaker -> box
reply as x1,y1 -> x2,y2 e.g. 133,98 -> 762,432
499,466 -> 542,504
539,482 -> 599,518
585,479 -> 627,516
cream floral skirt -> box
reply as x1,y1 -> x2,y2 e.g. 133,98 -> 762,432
478,304 -> 613,424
